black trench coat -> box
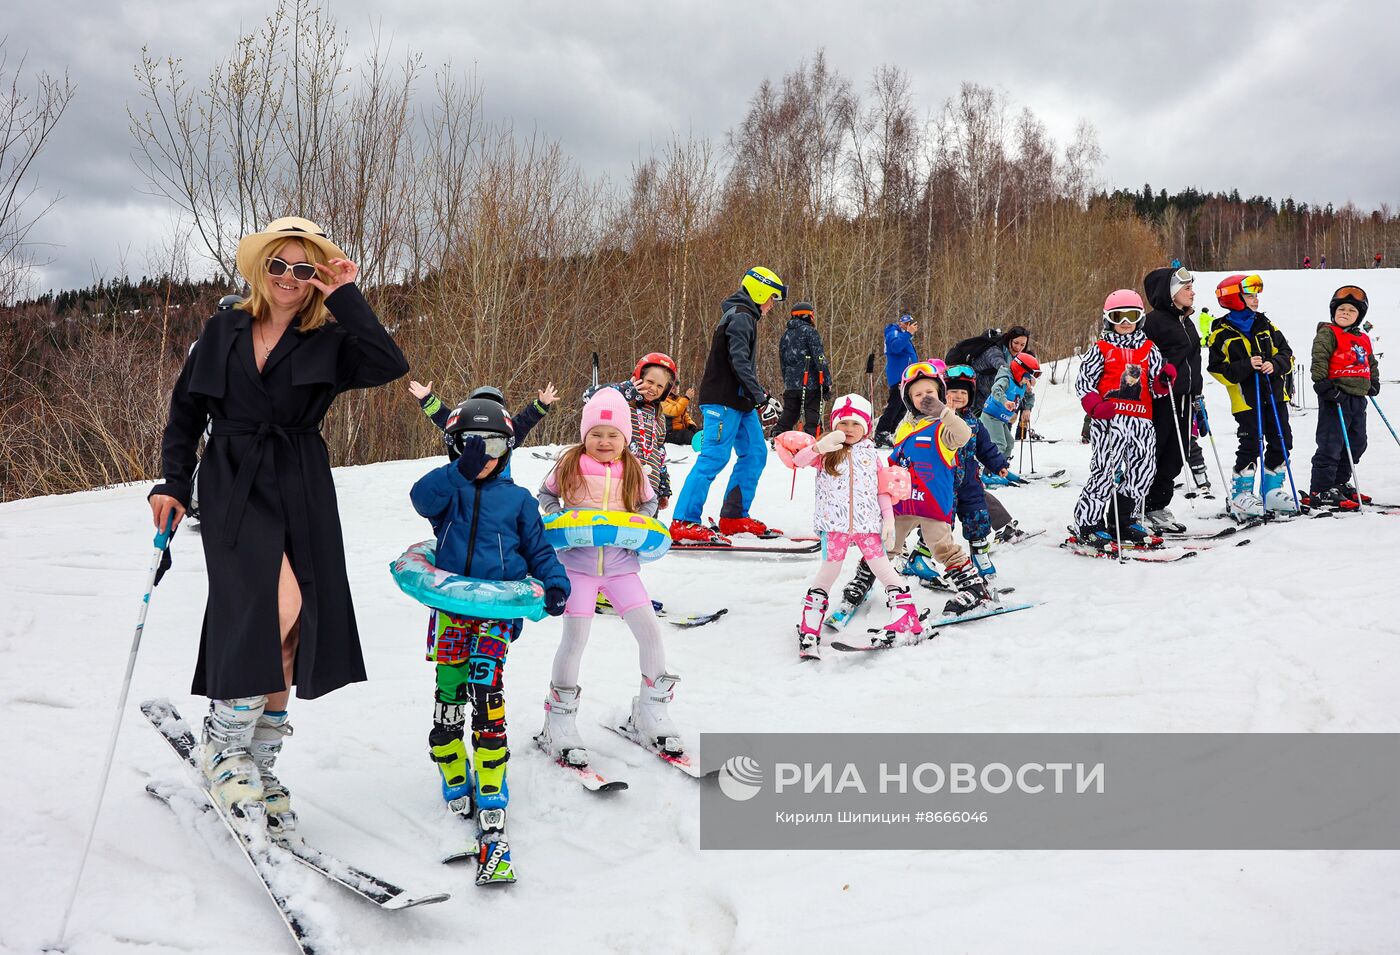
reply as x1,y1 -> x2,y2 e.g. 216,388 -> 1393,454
152,284 -> 409,700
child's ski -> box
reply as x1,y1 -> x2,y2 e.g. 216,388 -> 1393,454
603,722 -> 713,779
922,600 -> 1041,629
532,736 -> 629,792
1060,541 -> 1197,563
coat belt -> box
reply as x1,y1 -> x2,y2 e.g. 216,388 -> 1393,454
210,419 -> 321,582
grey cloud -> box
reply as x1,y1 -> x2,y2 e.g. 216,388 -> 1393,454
9,0 -> 1398,292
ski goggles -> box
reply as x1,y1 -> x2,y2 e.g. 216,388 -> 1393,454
1105,308 -> 1144,325
1218,274 -> 1264,298
1172,265 -> 1194,285
1333,286 -> 1368,304
900,360 -> 946,385
944,363 -> 976,380
264,256 -> 319,282
455,431 -> 510,458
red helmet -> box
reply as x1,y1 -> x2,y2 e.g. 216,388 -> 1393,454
1215,274 -> 1262,312
634,352 -> 678,381
1009,352 -> 1041,385
633,352 -> 678,399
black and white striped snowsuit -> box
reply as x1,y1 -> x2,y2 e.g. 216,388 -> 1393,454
1072,330 -> 1163,528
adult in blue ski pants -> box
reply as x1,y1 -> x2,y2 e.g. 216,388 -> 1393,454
673,403 -> 767,523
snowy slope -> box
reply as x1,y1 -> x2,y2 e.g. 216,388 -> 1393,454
4,269 -> 1400,955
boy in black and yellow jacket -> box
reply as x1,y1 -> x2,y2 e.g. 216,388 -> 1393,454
1308,286 -> 1379,507
1206,273 -> 1295,516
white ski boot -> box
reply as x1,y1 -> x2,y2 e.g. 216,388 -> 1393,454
1229,467 -> 1265,518
539,683 -> 589,766
201,696 -> 267,828
1145,508 -> 1185,534
627,673 -> 683,756
969,536 -> 997,581
250,709 -> 295,834
1262,466 -> 1295,513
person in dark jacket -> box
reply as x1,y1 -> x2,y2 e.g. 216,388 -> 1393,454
148,216 -> 409,824
1141,266 -> 1200,532
410,400 -> 569,816
775,301 -> 831,435
875,313 -> 919,440
409,379 -> 556,472
671,267 -> 787,543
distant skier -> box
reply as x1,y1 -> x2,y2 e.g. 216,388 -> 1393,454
775,300 -> 831,436
875,312 -> 919,442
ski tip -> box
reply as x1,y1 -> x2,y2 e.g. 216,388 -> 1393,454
383,891 -> 453,910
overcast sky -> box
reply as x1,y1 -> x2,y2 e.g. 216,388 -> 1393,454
8,0 -> 1398,294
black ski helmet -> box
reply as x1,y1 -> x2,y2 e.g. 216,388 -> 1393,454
444,398 -> 515,462
944,366 -> 978,407
217,294 -> 242,311
469,385 -> 507,406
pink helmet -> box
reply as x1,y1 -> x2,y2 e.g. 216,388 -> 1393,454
1102,288 -> 1145,331
1103,288 -> 1144,312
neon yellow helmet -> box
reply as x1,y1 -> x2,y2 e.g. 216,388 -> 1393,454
741,266 -> 786,305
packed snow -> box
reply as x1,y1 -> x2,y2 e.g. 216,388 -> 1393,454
3,268 -> 1399,954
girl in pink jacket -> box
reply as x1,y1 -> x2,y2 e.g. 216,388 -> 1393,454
536,388 -> 679,766
792,393 -> 922,657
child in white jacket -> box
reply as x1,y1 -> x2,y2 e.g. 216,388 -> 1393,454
792,394 -> 921,656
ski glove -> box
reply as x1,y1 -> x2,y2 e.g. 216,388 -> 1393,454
1080,392 -> 1117,421
1313,380 -> 1344,404
759,395 -> 783,424
455,435 -> 489,480
814,430 -> 846,453
1151,363 -> 1177,398
881,517 -> 897,553
544,587 -> 568,617
1369,379 -> 1381,397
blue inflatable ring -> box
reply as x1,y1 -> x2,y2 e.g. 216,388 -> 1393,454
390,541 -> 547,621
541,509 -> 672,562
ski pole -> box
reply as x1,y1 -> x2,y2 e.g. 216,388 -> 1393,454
1254,374 -> 1268,517
1369,396 -> 1400,450
799,369 -> 808,434
1197,398 -> 1237,520
1165,389 -> 1196,510
55,513 -> 177,947
1110,467 -> 1125,564
1266,385 -> 1302,513
1337,402 -> 1363,511
865,353 -> 875,406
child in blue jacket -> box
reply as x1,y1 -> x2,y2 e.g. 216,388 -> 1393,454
409,397 -> 569,822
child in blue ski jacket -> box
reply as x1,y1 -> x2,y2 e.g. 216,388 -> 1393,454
408,397 -> 569,828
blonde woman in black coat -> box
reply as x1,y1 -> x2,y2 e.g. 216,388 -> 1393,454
149,217 -> 409,828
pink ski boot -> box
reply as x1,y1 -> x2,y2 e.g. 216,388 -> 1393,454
797,587 -> 827,660
872,586 -> 924,645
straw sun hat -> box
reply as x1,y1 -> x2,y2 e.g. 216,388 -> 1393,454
234,216 -> 347,286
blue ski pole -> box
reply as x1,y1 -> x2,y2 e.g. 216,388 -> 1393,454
1337,403 -> 1363,511
1254,374 -> 1267,513
1369,396 -> 1400,450
55,513 -> 176,947
1265,385 -> 1302,513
